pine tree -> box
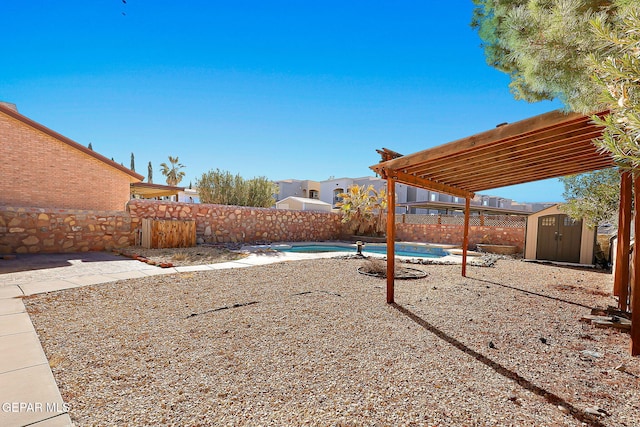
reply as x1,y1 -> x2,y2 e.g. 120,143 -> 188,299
147,161 -> 153,183
471,0 -> 627,112
130,153 -> 135,171
590,6 -> 640,167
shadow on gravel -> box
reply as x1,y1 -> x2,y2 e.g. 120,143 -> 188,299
0,252 -> 130,274
471,277 -> 595,310
391,303 -> 606,427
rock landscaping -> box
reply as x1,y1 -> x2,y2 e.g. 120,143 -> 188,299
25,258 -> 639,426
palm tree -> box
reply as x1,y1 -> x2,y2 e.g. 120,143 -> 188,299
160,156 -> 186,186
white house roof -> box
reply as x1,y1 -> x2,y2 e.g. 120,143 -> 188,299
277,196 -> 332,206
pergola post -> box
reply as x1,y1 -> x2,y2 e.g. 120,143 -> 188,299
631,174 -> 640,356
462,196 -> 471,277
614,171 -> 632,309
386,173 -> 396,304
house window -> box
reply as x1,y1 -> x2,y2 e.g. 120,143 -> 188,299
309,190 -> 319,199
333,188 -> 344,204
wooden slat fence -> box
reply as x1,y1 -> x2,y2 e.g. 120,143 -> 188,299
141,218 -> 196,249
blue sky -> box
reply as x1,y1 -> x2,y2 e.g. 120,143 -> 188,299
2,1 -> 565,202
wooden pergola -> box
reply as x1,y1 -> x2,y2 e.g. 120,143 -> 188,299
369,109 -> 640,356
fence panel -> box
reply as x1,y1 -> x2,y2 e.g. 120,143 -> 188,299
141,218 -> 196,249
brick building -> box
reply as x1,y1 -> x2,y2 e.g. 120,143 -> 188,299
0,102 -> 143,211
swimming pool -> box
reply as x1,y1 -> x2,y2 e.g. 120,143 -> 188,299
273,242 -> 451,259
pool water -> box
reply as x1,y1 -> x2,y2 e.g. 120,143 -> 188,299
276,243 -> 448,259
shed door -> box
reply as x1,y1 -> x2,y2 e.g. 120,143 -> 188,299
536,214 -> 582,263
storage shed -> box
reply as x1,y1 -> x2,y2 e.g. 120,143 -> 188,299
524,204 -> 596,265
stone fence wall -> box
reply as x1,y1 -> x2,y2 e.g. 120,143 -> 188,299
127,199 -> 345,244
0,206 -> 131,254
395,223 -> 526,252
0,201 -> 526,254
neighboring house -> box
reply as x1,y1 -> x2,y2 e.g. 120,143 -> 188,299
0,102 -> 143,211
275,179 -> 320,201
177,188 -> 200,203
275,196 -> 332,212
319,177 -> 387,208
280,176 -> 552,215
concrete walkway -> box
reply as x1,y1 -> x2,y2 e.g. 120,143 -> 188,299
0,250 -> 341,427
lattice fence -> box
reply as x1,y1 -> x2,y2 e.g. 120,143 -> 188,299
397,214 -> 526,228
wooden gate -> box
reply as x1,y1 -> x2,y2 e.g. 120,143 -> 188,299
141,218 -> 196,249
536,214 -> 582,263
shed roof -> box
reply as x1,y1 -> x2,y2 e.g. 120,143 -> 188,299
370,110 -> 615,197
0,103 -> 144,182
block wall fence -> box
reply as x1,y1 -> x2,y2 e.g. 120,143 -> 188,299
0,200 -> 526,254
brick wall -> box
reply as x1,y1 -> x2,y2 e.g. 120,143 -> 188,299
127,199 -> 345,244
396,223 -> 525,252
0,206 -> 131,254
0,112 -> 132,211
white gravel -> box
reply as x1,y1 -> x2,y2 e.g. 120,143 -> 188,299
26,258 -> 640,426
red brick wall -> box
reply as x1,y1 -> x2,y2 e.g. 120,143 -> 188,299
396,223 -> 525,252
0,113 -> 132,211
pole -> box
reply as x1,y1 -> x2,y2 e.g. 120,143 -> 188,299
386,174 -> 396,303
462,196 -> 471,277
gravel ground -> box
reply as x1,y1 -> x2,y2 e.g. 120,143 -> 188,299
25,258 -> 640,426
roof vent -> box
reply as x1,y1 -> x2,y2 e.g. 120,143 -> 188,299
0,102 -> 18,112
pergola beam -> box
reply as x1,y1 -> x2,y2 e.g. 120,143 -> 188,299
384,169 -> 473,199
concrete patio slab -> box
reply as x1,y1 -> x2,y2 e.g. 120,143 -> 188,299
0,286 -> 23,300
103,270 -> 154,280
0,312 -> 34,336
0,298 -> 26,316
174,265 -> 215,272
19,280 -> 77,297
141,267 -> 180,276
0,364 -> 69,427
0,331 -> 48,374
206,261 -> 254,270
62,274 -> 120,287
28,413 -> 74,427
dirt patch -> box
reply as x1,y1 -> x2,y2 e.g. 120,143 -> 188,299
119,245 -> 247,267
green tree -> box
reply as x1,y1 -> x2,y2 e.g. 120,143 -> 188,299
559,168 -> 621,227
160,156 -> 186,186
130,152 -> 135,171
337,185 -> 388,236
590,6 -> 640,168
147,161 -> 153,183
471,0 -> 629,113
196,169 -> 277,207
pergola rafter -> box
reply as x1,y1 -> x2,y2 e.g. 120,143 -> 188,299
370,109 -> 640,356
